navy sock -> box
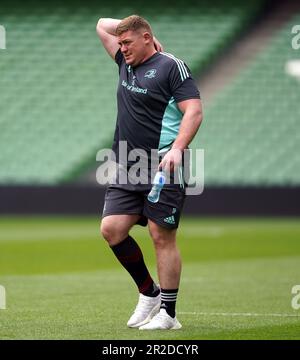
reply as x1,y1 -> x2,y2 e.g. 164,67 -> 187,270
160,288 -> 178,318
110,235 -> 159,297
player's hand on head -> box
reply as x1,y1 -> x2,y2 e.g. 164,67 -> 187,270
159,148 -> 182,173
153,37 -> 163,52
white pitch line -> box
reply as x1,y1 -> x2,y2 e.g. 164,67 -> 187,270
178,311 -> 300,318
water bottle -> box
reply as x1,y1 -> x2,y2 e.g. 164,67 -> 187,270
147,170 -> 166,203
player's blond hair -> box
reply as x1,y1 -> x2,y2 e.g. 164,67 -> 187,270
116,15 -> 153,37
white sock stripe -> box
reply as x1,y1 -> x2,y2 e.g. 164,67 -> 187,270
161,293 -> 178,296
161,298 -> 177,302
161,292 -> 178,296
161,52 -> 189,81
161,296 -> 178,300
161,292 -> 177,296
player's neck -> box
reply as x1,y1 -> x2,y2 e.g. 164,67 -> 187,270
140,47 -> 157,65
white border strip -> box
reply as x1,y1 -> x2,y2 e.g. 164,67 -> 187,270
178,311 -> 300,318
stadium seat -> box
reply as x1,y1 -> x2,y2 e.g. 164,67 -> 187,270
0,0 -> 265,184
191,13 -> 300,185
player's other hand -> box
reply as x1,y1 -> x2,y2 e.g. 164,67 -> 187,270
153,37 -> 164,52
159,148 -> 182,173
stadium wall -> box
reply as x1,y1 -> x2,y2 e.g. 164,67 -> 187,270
0,186 -> 299,216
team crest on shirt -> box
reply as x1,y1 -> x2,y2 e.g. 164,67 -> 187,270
144,69 -> 157,78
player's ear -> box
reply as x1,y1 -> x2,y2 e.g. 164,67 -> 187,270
143,32 -> 152,44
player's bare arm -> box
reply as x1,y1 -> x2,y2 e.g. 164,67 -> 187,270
159,98 -> 203,172
96,17 -> 164,60
153,37 -> 163,52
96,18 -> 121,59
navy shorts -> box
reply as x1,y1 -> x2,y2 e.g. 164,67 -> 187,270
102,184 -> 186,229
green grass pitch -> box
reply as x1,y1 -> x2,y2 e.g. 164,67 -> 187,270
0,216 -> 300,339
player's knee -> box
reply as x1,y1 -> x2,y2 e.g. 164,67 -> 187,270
150,227 -> 176,249
150,230 -> 167,249
100,220 -> 127,245
100,221 -> 113,243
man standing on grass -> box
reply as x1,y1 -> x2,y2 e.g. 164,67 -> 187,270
97,15 -> 202,330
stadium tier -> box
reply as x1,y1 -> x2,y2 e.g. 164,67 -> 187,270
191,13 -> 300,186
0,0 -> 263,184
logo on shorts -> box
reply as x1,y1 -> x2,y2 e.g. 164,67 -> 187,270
163,215 -> 175,225
144,69 -> 157,78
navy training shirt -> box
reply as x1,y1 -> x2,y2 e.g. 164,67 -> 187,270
112,49 -> 200,166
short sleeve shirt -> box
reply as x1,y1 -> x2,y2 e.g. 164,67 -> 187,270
112,49 -> 200,164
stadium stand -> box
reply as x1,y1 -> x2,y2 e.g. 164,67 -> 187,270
0,0 -> 264,184
191,13 -> 300,185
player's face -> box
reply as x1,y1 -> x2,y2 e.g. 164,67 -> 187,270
118,30 -> 149,67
